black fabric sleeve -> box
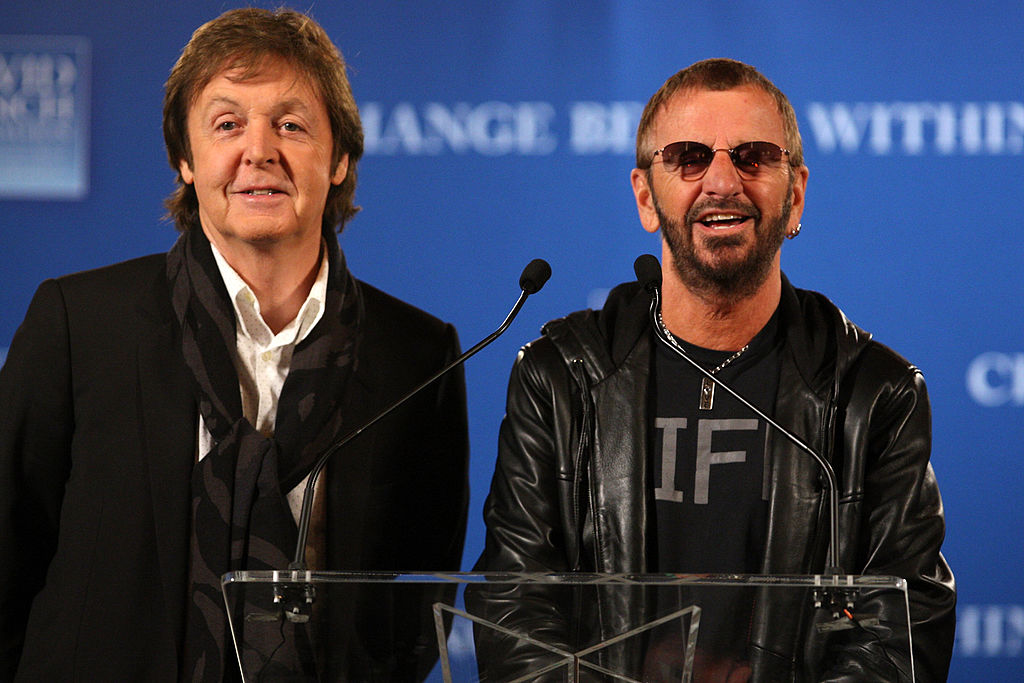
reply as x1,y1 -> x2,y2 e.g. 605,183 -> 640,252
0,280 -> 76,680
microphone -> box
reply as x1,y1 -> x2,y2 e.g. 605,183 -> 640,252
634,252 -> 662,293
519,258 -> 552,295
633,255 -> 853,621
289,259 -> 552,571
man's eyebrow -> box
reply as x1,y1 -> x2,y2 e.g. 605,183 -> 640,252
274,98 -> 314,115
198,95 -> 315,115
198,95 -> 241,113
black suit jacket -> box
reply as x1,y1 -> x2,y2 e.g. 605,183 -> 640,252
0,253 -> 469,681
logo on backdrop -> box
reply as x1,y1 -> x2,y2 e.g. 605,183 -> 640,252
359,100 -> 1024,157
966,352 -> 1024,407
806,102 -> 1024,155
361,101 -> 643,156
956,604 -> 1024,657
0,35 -> 90,199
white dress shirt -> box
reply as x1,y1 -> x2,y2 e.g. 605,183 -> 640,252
198,242 -> 329,524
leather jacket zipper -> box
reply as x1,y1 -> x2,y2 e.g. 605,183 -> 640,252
569,357 -> 592,572
820,382 -> 840,567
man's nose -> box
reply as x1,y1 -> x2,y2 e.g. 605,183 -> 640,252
243,124 -> 278,166
700,149 -> 743,196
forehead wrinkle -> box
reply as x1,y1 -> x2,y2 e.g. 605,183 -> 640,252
198,94 -> 241,112
273,97 -> 316,117
200,59 -> 321,109
195,92 -> 318,119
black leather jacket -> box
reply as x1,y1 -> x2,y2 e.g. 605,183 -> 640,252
473,276 -> 955,682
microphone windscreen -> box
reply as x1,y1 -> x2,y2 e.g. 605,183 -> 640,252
633,254 -> 662,292
519,259 -> 552,294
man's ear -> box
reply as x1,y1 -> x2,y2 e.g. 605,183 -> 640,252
631,168 -> 660,235
331,153 -> 350,186
786,164 -> 809,234
179,158 -> 194,185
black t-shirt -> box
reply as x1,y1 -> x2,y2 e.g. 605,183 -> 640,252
648,307 -> 783,664
651,309 -> 782,573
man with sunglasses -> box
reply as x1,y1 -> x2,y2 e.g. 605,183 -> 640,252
473,59 -> 955,681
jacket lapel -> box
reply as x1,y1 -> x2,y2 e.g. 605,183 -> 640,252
546,284 -> 655,574
135,273 -> 196,643
760,356 -> 831,576
588,334 -> 652,574
324,364 -> 378,570
750,281 -> 839,673
761,276 -> 841,575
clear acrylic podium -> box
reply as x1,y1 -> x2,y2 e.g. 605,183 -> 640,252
222,571 -> 913,682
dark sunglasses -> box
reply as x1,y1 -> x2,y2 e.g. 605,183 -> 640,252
651,141 -> 790,179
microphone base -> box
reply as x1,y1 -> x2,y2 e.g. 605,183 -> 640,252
273,579 -> 317,623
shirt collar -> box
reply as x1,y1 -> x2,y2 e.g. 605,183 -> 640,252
208,240 -> 329,348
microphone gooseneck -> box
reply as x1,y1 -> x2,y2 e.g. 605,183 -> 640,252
632,255 -> 842,576
289,259 -> 552,571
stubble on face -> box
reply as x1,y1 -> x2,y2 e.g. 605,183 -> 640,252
655,172 -> 793,303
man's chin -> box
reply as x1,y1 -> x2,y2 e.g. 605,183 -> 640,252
696,229 -> 749,251
695,242 -> 753,273
677,248 -> 774,300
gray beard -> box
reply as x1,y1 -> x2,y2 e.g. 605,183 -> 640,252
655,191 -> 791,302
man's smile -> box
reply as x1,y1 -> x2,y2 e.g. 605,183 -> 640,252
697,212 -> 751,230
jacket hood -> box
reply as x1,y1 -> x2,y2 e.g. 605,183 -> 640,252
542,272 -> 876,401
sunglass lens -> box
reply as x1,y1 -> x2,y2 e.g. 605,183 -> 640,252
664,142 -> 713,178
733,142 -> 782,173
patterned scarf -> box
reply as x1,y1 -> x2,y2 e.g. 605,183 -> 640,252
167,227 -> 361,681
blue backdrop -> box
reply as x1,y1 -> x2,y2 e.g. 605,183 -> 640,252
3,2 -> 1022,679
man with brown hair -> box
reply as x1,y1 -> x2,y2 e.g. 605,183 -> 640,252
474,59 -> 955,681
0,8 -> 468,681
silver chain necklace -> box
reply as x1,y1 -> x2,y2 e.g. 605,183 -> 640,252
657,310 -> 749,410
